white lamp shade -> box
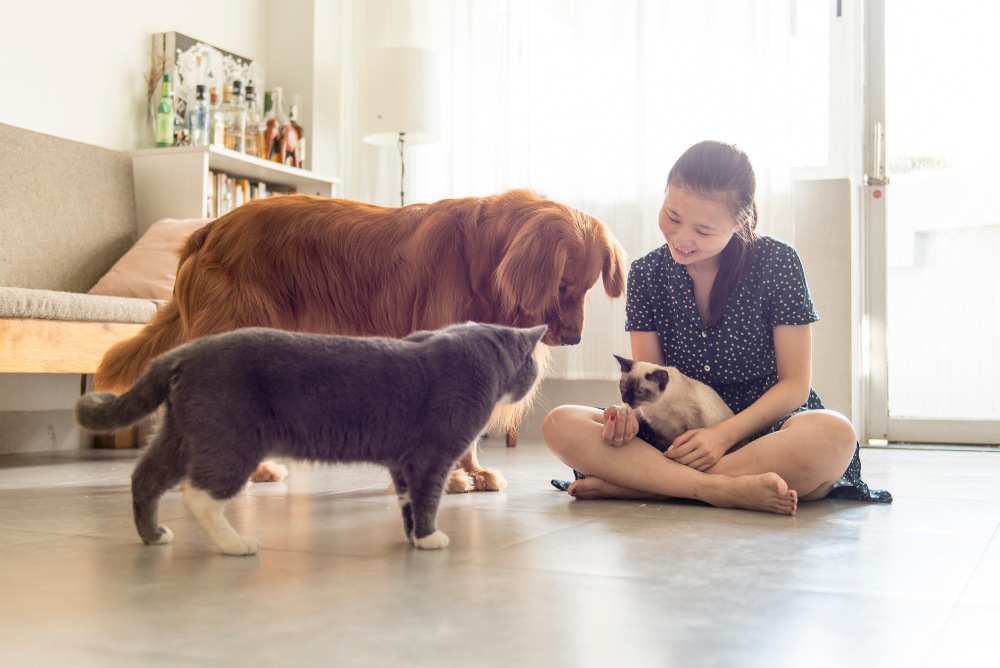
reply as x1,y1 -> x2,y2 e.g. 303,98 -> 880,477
361,47 -> 443,146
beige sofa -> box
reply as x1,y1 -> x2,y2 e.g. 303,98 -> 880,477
0,123 -> 165,450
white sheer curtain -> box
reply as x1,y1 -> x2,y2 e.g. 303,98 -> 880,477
347,0 -> 795,379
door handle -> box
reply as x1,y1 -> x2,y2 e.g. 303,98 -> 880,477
865,121 -> 890,186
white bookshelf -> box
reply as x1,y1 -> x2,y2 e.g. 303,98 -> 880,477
131,145 -> 342,234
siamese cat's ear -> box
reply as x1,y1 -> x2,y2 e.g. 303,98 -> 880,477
648,369 -> 669,390
613,354 -> 633,372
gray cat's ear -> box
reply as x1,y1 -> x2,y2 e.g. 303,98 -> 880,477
526,325 -> 548,344
613,354 -> 633,372
648,369 -> 669,390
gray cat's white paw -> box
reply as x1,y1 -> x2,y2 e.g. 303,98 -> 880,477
413,530 -> 449,550
152,526 -> 173,545
219,535 -> 261,556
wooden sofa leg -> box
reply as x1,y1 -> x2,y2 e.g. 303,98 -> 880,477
92,427 -> 137,449
114,427 -> 138,448
506,425 -> 517,447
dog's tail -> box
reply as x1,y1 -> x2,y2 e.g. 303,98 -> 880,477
93,300 -> 187,393
76,354 -> 176,433
93,226 -> 211,393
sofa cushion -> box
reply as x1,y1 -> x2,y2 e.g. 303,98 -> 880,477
88,218 -> 211,300
0,287 -> 159,324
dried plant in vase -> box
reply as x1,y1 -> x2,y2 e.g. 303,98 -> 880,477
145,51 -> 165,128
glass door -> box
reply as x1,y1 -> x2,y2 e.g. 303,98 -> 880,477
867,0 -> 1000,445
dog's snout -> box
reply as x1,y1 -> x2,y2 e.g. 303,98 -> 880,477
560,334 -> 582,346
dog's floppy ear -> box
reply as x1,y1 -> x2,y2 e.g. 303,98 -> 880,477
494,220 -> 569,319
601,229 -> 627,298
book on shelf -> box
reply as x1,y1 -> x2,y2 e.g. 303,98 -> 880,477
207,170 -> 296,218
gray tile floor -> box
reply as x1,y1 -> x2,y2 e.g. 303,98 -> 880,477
1,440 -> 998,667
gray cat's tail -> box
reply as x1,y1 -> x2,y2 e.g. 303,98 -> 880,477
75,356 -> 174,432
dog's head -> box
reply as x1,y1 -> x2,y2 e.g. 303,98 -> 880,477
492,190 -> 626,346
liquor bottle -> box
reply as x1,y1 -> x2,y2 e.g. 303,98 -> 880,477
262,91 -> 275,160
244,83 -> 265,158
188,84 -> 209,146
155,74 -> 174,147
287,100 -> 305,168
267,86 -> 288,162
209,87 -> 226,147
227,80 -> 247,153
218,84 -> 234,148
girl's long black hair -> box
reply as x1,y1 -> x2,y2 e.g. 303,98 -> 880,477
667,140 -> 758,326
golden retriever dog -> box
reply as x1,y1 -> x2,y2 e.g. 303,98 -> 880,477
95,189 -> 626,492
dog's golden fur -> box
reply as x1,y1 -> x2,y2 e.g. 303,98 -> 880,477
96,189 -> 626,490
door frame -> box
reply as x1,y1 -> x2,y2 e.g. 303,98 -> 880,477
864,0 -> 1000,445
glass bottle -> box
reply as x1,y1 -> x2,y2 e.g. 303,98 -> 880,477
262,91 -> 275,160
244,83 -> 265,158
155,74 -> 174,147
188,84 -> 209,146
227,80 -> 247,153
267,86 -> 288,162
287,100 -> 305,168
218,84 -> 234,148
209,87 -> 226,147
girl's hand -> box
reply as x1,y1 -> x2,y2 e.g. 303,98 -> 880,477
601,405 -> 640,447
663,426 -> 731,471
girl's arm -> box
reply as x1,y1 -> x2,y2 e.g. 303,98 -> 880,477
630,331 -> 665,365
712,323 -> 813,445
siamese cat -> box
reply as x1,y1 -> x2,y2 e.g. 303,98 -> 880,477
614,354 -> 734,452
76,323 -> 546,555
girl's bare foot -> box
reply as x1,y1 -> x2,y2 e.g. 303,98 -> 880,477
566,471 -> 797,515
702,472 -> 798,515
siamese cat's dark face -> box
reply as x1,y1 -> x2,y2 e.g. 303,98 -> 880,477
614,354 -> 669,408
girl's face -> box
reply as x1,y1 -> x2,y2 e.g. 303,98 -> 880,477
658,186 -> 738,271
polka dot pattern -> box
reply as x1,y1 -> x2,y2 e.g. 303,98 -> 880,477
626,235 -> 820,416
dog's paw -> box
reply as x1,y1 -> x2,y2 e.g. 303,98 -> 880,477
470,467 -> 507,492
250,461 -> 289,483
445,469 -> 475,494
219,535 -> 261,556
412,530 -> 449,550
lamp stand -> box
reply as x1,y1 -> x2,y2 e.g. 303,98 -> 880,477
397,132 -> 407,207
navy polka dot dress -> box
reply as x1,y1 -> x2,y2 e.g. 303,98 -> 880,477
626,236 -> 891,503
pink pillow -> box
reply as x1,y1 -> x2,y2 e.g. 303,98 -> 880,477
88,218 -> 211,300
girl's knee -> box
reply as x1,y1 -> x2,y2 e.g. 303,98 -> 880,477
541,406 -> 575,453
800,410 -> 858,462
786,410 -> 857,457
819,410 -> 857,448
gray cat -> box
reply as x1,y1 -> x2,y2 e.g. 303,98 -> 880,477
75,323 -> 546,556
614,355 -> 735,451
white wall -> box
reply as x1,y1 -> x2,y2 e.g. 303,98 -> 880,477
0,0 -> 268,151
